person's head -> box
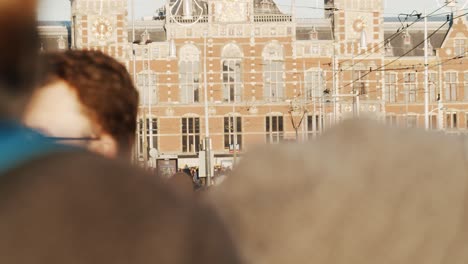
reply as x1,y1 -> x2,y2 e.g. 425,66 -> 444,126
168,172 -> 195,195
0,0 -> 40,119
23,50 -> 139,158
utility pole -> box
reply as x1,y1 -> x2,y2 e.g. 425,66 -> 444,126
147,45 -> 154,169
330,5 -> 338,126
424,9 -> 429,130
203,30 -> 212,187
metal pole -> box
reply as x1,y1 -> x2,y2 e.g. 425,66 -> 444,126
356,94 -> 360,117
147,47 -> 154,151
203,30 -> 212,186
131,0 -> 138,161
233,109 -> 238,167
332,42 -> 337,125
330,7 -> 337,126
424,9 -> 429,130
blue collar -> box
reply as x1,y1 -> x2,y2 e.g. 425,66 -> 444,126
0,121 -> 69,174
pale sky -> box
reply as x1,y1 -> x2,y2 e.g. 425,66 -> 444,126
37,0 -> 458,21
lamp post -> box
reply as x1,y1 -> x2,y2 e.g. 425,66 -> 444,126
166,0 -> 212,186
424,9 -> 429,130
202,29 -> 212,187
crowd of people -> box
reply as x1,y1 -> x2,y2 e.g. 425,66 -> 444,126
1,1 -> 468,263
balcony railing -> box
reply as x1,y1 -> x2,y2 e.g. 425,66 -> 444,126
254,14 -> 292,23
168,15 -> 209,24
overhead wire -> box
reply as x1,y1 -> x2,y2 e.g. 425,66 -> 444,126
339,14 -> 462,91
324,2 -> 451,85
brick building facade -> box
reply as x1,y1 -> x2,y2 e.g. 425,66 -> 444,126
39,0 -> 468,167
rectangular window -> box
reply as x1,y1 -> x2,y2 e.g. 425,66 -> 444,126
263,61 -> 285,102
146,118 -> 158,151
181,117 -> 200,153
455,39 -> 466,57
466,112 -> 468,128
385,115 -> 397,127
403,72 -> 417,103
137,118 -> 144,157
430,115 -> 438,130
304,70 -> 323,100
464,72 -> 468,101
137,72 -> 158,105
446,112 -> 458,129
407,115 -> 418,128
354,70 -> 367,95
306,114 -> 323,138
266,115 -> 284,143
429,72 -> 438,102
223,116 -> 242,151
180,61 -> 200,103
445,72 -> 458,101
137,118 -> 158,157
222,60 -> 242,103
385,73 -> 397,103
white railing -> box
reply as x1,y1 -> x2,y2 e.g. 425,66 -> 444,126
254,14 -> 292,23
169,15 -> 209,24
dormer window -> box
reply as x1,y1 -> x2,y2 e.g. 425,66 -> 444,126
140,29 -> 150,45
427,39 -> 435,56
260,0 -> 272,11
384,41 -> 394,56
402,31 -> 411,45
57,36 -> 66,50
309,27 -> 318,40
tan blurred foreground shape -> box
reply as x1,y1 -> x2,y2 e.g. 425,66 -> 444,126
210,119 -> 468,264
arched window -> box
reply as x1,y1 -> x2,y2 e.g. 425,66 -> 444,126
179,44 -> 200,103
221,43 -> 243,103
262,42 -> 284,102
137,71 -> 157,105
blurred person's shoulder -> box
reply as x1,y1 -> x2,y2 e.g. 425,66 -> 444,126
0,150 -> 242,264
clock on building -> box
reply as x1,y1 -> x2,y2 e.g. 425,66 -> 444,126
91,17 -> 114,42
352,16 -> 367,33
345,12 -> 372,40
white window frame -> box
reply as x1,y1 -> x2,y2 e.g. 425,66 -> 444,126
263,60 -> 285,102
262,42 -> 284,102
223,115 -> 242,151
181,117 -> 200,153
306,113 -> 323,138
137,71 -> 157,105
304,69 -> 324,100
403,72 -> 417,103
265,115 -> 284,143
455,38 -> 466,57
464,72 -> 468,101
222,59 -> 242,103
179,45 -> 201,104
385,114 -> 397,127
444,71 -> 458,102
428,71 -> 438,102
445,112 -> 458,129
385,72 -> 397,103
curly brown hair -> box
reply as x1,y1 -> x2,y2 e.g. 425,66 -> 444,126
39,50 -> 139,155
